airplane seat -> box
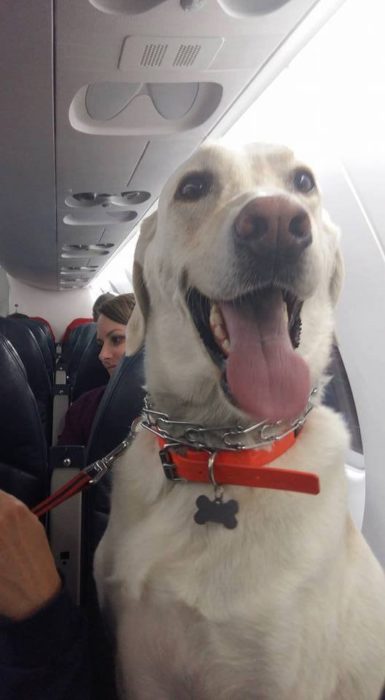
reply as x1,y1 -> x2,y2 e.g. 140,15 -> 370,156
0,318 -> 53,444
29,316 -> 56,359
30,315 -> 55,342
66,322 -> 96,387
61,316 -> 93,346
0,332 -> 49,507
82,350 -> 145,580
61,322 -> 87,365
17,318 -> 55,383
323,344 -> 363,455
71,333 -> 109,402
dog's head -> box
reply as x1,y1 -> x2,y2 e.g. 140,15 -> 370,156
127,143 -> 343,426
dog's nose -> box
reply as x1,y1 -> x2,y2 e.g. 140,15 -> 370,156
233,195 -> 312,258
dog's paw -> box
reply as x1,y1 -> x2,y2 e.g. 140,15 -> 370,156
194,494 -> 238,529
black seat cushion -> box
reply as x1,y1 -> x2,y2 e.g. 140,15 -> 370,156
17,318 -> 55,382
83,350 -> 145,568
87,350 -> 145,463
0,317 -> 53,442
67,322 -> 96,387
0,333 -> 49,506
72,333 -> 109,402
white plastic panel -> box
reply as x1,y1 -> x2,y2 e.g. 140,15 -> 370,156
70,81 -> 223,135
89,0 -> 167,13
218,0 -> 292,17
119,36 -> 224,72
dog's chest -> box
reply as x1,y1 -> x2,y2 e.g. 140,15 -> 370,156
102,416 -> 347,615
96,410 -> 352,699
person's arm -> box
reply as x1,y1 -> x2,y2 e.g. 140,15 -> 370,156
0,491 -> 90,700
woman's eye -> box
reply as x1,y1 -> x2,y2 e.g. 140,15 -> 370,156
175,172 -> 213,201
111,335 -> 125,346
293,169 -> 316,194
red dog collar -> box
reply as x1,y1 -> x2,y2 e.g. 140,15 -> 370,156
157,432 -> 320,495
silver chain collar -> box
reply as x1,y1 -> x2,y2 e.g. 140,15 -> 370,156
140,388 -> 318,452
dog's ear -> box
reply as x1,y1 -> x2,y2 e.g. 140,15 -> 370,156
126,212 -> 157,356
329,246 -> 344,305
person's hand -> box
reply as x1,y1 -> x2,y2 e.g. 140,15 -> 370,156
0,490 -> 61,621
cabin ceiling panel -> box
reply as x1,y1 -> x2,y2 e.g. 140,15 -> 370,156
0,0 -> 57,288
0,0 -> 341,290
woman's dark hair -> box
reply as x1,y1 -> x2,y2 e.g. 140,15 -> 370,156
97,293 -> 135,325
92,292 -> 115,321
7,312 -> 30,319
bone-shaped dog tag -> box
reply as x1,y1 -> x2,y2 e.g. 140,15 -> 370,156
194,494 -> 238,529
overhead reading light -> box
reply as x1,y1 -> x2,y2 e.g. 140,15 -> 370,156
61,252 -> 110,258
89,1 -> 166,17
115,191 -> 150,204
60,265 -> 99,271
61,243 -> 114,258
59,277 -> 87,283
60,270 -> 92,277
67,190 -> 150,207
62,243 -> 114,250
217,0 -> 290,16
85,81 -> 200,121
71,79 -> 222,135
70,192 -> 110,207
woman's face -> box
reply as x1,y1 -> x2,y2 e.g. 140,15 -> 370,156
96,313 -> 127,376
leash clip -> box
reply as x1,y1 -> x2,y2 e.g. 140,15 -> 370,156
85,437 -> 131,484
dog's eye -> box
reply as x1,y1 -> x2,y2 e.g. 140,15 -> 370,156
175,172 -> 213,201
293,169 -> 316,194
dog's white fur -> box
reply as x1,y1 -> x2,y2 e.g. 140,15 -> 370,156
95,143 -> 385,699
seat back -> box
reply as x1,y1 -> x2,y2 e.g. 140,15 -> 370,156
72,333 -> 109,401
0,332 -> 49,507
82,351 -> 145,585
18,318 -> 55,382
87,350 -> 145,463
30,316 -> 55,342
0,317 -> 53,443
61,317 -> 93,345
67,322 -> 96,387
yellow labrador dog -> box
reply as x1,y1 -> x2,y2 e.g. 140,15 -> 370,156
94,143 -> 385,699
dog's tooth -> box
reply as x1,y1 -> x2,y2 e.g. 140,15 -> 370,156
222,339 -> 230,356
211,313 -> 222,328
210,305 -> 223,327
210,302 -> 219,317
213,324 -> 227,342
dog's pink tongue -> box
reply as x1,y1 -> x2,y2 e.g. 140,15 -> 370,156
219,291 -> 310,423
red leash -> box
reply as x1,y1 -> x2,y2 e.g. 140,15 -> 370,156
32,438 -> 130,518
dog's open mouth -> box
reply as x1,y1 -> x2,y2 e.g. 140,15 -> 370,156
186,286 -> 311,423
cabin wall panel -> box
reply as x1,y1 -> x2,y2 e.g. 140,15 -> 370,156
8,277 -> 94,341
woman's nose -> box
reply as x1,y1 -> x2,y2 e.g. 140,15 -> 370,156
99,345 -> 110,362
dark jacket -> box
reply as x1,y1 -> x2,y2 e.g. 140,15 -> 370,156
57,386 -> 106,446
0,589 -> 90,700
0,587 -> 117,700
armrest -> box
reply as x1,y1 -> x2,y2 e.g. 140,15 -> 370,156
48,445 -> 86,604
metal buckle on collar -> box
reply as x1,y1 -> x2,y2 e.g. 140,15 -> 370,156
159,445 -> 185,482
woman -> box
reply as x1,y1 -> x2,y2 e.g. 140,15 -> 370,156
57,293 -> 135,446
